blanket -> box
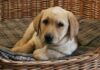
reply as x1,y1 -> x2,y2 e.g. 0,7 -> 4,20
0,47 -> 34,61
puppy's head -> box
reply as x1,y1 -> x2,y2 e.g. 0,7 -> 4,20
33,7 -> 79,45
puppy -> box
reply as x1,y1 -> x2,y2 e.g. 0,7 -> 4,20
11,7 -> 79,60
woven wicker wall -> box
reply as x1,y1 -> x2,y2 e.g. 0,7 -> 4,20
0,0 -> 100,20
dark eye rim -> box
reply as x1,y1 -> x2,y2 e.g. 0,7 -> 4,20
42,19 -> 48,25
57,22 -> 64,27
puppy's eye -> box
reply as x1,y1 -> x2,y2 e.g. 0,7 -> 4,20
57,22 -> 64,27
43,19 -> 48,25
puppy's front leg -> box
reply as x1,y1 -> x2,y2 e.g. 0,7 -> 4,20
11,34 -> 35,53
12,32 -> 43,53
33,46 -> 49,60
11,22 -> 35,53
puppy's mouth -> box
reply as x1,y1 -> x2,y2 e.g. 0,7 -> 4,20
44,34 -> 54,44
43,34 -> 63,46
44,37 -> 59,46
44,38 -> 53,45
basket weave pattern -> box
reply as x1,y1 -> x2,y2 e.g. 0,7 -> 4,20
0,0 -> 100,20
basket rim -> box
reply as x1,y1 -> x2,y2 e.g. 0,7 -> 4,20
0,47 -> 100,66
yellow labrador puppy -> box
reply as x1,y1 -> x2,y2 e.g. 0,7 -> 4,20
12,7 -> 79,60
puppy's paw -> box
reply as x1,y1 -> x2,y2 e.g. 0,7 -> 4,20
33,46 -> 49,60
11,47 -> 24,53
11,46 -> 32,53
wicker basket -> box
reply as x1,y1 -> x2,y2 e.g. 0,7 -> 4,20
0,48 -> 100,70
0,0 -> 100,20
0,0 -> 100,70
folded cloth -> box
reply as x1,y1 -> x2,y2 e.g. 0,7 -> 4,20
78,19 -> 100,46
0,47 -> 34,61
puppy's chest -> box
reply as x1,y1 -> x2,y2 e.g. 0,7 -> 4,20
47,39 -> 77,55
48,44 -> 69,54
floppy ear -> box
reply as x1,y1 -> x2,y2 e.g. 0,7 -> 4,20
33,10 -> 44,34
67,11 -> 79,39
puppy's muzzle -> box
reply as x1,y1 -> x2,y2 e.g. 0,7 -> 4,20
44,33 -> 53,44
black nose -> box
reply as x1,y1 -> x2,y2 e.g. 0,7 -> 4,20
45,34 -> 53,44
